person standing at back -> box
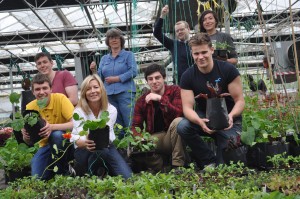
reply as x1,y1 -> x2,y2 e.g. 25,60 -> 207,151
34,52 -> 78,106
153,5 -> 194,84
90,28 -> 137,136
199,10 -> 238,65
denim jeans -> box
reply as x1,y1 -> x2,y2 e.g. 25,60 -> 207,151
108,91 -> 135,128
31,130 -> 69,180
74,144 -> 132,179
177,112 -> 242,168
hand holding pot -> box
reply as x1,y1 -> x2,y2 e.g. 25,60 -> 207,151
85,139 -> 96,152
199,118 -> 215,134
21,128 -> 31,144
39,122 -> 52,138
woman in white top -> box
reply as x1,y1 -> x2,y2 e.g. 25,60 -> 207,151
71,74 -> 132,179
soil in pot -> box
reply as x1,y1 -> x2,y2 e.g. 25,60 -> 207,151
88,125 -> 110,150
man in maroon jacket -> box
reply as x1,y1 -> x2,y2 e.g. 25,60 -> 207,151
131,64 -> 186,171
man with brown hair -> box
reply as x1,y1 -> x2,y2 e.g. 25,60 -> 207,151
131,64 -> 186,171
22,73 -> 74,180
34,52 -> 78,106
177,33 -> 245,168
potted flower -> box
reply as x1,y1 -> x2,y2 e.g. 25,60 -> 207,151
73,111 -> 110,150
9,92 -> 47,144
0,137 -> 37,183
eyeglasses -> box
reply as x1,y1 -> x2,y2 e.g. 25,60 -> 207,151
175,28 -> 186,33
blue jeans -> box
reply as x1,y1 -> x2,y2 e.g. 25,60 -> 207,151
177,113 -> 242,168
31,130 -> 70,180
108,92 -> 135,138
74,144 -> 132,179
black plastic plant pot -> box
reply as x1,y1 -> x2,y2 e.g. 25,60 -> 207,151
5,167 -> 31,184
218,49 -> 227,58
88,125 -> 110,150
23,110 -> 45,144
21,90 -> 36,114
246,142 -> 289,169
223,146 -> 248,165
206,97 -> 229,130
212,50 -> 218,58
130,150 -> 156,158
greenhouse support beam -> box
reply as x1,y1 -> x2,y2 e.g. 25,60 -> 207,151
22,0 -> 75,57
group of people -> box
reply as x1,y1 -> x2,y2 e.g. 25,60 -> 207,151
16,5 -> 244,181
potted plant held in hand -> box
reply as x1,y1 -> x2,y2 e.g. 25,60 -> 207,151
73,111 -> 110,150
9,92 -> 47,144
195,78 -> 230,130
214,41 -> 230,60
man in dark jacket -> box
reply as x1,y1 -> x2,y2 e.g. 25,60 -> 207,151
153,5 -> 193,84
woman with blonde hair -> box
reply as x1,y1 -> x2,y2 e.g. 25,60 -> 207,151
71,74 -> 132,179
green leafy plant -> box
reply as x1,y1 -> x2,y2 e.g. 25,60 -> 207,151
215,41 -> 230,50
0,137 -> 37,172
267,152 -> 290,169
9,92 -> 48,131
114,126 -> 158,153
72,111 -> 110,136
241,96 -> 297,146
130,128 -> 158,152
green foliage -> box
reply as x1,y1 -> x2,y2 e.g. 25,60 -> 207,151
9,92 -> 47,131
2,164 -> 300,198
241,96 -> 298,146
9,92 -> 21,104
10,111 -> 41,131
0,138 -> 37,171
113,126 -> 158,153
73,111 -> 110,136
215,41 -> 230,50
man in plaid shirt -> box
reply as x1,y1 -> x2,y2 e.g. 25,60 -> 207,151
131,64 -> 186,171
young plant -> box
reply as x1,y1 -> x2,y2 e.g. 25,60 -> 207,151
0,137 -> 37,172
130,128 -> 158,152
9,92 -> 47,131
72,111 -> 110,136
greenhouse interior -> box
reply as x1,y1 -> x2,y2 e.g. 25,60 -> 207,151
0,0 -> 300,198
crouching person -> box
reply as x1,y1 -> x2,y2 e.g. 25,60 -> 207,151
177,33 -> 245,168
22,73 -> 74,180
131,64 -> 186,171
71,75 -> 132,179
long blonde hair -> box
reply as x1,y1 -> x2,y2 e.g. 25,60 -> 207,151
77,74 -> 108,115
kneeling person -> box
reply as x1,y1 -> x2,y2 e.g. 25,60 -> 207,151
22,73 -> 74,180
131,64 -> 186,171
71,75 -> 132,179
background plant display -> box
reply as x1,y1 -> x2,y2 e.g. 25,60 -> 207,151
241,95 -> 299,146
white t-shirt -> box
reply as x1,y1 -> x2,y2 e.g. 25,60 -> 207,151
71,103 -> 117,148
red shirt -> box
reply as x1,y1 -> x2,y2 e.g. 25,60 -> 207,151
131,85 -> 183,136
